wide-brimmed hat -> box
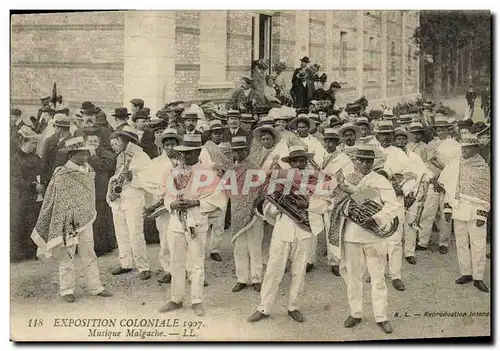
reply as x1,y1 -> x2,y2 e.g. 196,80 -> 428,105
80,101 -> 98,115
330,81 -> 341,89
431,114 -> 454,128
60,136 -> 94,153
130,98 -> 144,107
112,107 -> 131,119
132,109 -> 151,122
275,106 -> 296,121
111,125 -> 140,144
149,117 -> 168,131
281,145 -> 313,163
323,128 -> 340,140
267,107 -> 282,120
253,105 -> 271,118
174,134 -> 203,152
382,108 -> 395,119
240,114 -> 255,124
397,114 -> 413,125
409,122 -> 425,133
374,120 -> 395,134
253,125 -> 281,144
182,105 -> 201,120
11,108 -> 21,117
394,127 -> 411,139
345,103 -> 362,115
290,114 -> 315,131
256,116 -> 275,128
354,144 -> 377,160
460,132 -> 480,147
258,58 -> 269,70
231,136 -> 249,150
339,122 -> 361,138
355,116 -> 373,129
17,125 -> 41,141
213,109 -> 228,122
53,113 -> 72,128
274,61 -> 287,71
208,120 -> 225,131
226,109 -> 241,119
154,128 -> 182,148
307,113 -> 320,124
242,76 -> 254,84
300,56 -> 310,63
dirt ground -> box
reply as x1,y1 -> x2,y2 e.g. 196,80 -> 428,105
10,228 -> 490,342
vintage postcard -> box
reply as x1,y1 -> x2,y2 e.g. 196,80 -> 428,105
10,9 -> 491,342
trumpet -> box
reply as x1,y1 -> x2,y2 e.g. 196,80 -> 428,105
409,178 -> 430,232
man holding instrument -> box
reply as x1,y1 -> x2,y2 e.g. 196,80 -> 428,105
247,145 -> 321,323
338,144 -> 401,334
158,134 -> 225,317
137,128 -> 182,284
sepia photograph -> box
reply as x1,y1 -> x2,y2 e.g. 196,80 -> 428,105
8,8 -> 491,342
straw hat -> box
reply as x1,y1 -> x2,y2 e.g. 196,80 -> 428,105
154,128 -> 182,148
253,125 -> 281,144
281,145 -> 313,163
60,136 -> 94,152
174,134 -> 203,152
231,136 -> 249,150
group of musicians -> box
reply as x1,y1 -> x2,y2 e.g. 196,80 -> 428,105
11,77 -> 491,334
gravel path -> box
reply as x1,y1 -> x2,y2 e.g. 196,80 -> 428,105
11,229 -> 490,341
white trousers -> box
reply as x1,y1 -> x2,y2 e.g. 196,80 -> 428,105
403,200 -> 419,257
167,226 -> 207,304
387,206 -> 405,280
345,241 -> 388,322
418,189 -> 451,248
258,234 -> 312,314
112,207 -> 150,272
234,219 -> 264,284
308,235 -> 318,264
262,222 -> 274,265
454,220 -> 487,280
156,213 -> 170,273
207,204 -> 227,254
57,227 -> 104,296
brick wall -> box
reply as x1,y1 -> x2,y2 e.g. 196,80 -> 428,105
11,11 -> 125,117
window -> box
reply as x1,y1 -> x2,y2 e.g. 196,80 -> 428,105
369,36 -> 376,82
340,31 -> 348,78
391,61 -> 396,79
251,13 -> 272,73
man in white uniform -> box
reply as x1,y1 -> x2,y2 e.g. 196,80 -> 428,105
417,115 -> 460,254
107,126 -> 152,280
138,128 -> 182,284
339,144 -> 400,334
158,134 -> 226,317
439,133 -> 490,293
375,120 -> 418,291
248,145 -> 319,323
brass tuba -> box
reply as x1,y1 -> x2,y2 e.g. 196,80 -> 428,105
341,188 -> 399,238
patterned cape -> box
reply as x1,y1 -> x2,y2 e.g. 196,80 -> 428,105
31,165 -> 97,259
204,140 -> 234,173
457,154 -> 490,204
230,158 -> 264,242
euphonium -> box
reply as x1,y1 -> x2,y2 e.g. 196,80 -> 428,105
341,188 -> 399,238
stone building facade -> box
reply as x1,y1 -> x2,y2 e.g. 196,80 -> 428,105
11,10 -> 420,117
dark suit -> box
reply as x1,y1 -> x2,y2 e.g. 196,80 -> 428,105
222,127 -> 252,145
226,88 -> 265,113
74,124 -> 113,150
139,128 -> 158,159
40,133 -> 71,185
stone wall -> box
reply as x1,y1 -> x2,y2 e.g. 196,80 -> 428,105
11,11 -> 125,117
